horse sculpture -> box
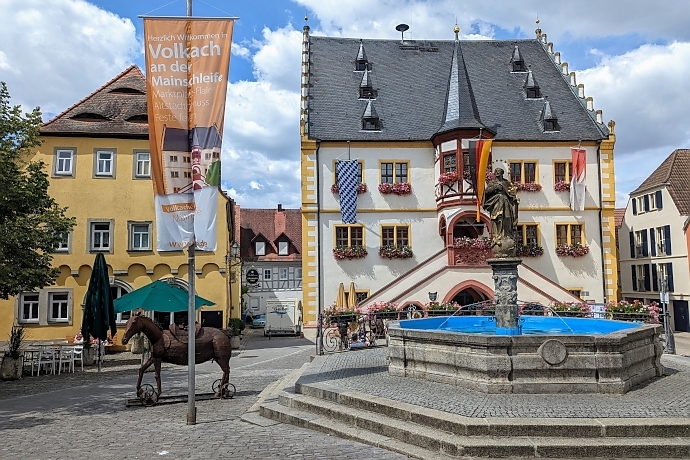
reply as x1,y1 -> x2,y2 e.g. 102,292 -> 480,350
121,314 -> 232,399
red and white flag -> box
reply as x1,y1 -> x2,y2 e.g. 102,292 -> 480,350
570,148 -> 586,211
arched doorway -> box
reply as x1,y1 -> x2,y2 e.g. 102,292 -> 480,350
451,288 -> 489,306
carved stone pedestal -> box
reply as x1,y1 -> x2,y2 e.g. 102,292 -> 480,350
487,257 -> 522,335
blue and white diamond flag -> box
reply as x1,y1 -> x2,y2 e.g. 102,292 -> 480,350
336,159 -> 359,224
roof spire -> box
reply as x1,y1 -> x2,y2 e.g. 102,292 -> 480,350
535,17 -> 542,38
356,40 -> 367,62
436,40 -> 488,135
454,22 -> 460,41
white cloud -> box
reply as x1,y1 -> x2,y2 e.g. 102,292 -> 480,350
577,42 -> 690,206
296,0 -> 690,42
0,0 -> 138,117
251,26 -> 303,92
231,43 -> 251,58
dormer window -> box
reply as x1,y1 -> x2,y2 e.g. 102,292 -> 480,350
255,241 -> 265,256
544,119 -> 557,131
361,100 -> 380,131
359,70 -> 375,99
540,97 -> 559,132
362,117 -> 380,130
355,41 -> 368,71
278,241 -> 289,256
524,69 -> 541,99
510,44 -> 526,72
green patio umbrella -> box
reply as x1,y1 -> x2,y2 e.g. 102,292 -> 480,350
113,280 -> 215,313
82,252 -> 117,342
82,253 -> 117,372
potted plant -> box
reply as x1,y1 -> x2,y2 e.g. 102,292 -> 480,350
324,303 -> 358,323
1,325 -> 26,380
365,301 -> 400,320
378,182 -> 412,196
228,318 -> 245,349
605,300 -> 660,323
437,171 -> 459,186
554,180 -> 570,192
515,244 -> 544,257
513,182 -> 543,192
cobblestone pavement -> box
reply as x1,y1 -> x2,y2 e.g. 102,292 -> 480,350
0,329 -> 407,460
300,347 -> 690,418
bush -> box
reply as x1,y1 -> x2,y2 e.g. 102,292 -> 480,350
228,318 -> 246,336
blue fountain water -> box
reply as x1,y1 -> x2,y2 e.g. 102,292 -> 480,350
399,315 -> 640,335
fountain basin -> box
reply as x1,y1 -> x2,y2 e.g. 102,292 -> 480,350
387,317 -> 664,394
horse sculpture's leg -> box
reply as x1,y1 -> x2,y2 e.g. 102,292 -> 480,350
136,356 -> 154,396
153,358 -> 162,396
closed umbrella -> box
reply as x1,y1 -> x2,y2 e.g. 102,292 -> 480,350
347,282 -> 357,309
114,280 -> 214,314
336,283 -> 347,309
82,253 -> 117,372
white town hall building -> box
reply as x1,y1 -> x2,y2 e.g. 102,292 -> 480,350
298,24 -> 618,326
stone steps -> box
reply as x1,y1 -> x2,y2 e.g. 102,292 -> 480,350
259,379 -> 690,458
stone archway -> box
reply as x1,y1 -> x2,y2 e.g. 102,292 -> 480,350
443,280 -> 493,306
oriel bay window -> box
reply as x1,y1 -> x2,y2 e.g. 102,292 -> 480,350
556,224 -> 583,247
335,225 -> 364,247
380,161 -> 408,183
381,225 -> 409,248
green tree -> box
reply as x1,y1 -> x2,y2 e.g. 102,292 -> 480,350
0,82 -> 75,299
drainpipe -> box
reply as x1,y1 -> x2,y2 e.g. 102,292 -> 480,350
597,143 -> 606,303
315,141 -> 322,326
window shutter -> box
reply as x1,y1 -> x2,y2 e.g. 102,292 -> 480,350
643,264 -> 651,291
632,198 -> 637,215
650,228 -> 656,257
655,190 -> 663,209
631,265 -> 637,291
629,231 -> 635,258
641,229 -> 649,257
667,263 -> 674,292
643,195 -> 650,212
652,264 -> 658,291
664,225 -> 672,255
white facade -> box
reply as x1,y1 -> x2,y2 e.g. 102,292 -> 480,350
243,261 -> 302,316
619,187 -> 690,331
317,143 -> 606,310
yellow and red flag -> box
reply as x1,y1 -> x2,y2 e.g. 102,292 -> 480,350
144,18 -> 234,251
469,139 -> 493,221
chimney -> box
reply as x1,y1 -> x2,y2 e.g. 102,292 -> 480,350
547,42 -> 553,54
554,52 -> 561,64
596,110 -> 603,124
586,97 -> 594,111
561,62 -> 568,75
541,33 -> 547,44
569,71 -> 576,86
277,203 -> 283,212
578,83 -> 585,98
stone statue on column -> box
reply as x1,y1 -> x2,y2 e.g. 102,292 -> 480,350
482,167 -> 519,258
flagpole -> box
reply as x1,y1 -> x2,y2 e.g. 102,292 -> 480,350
186,0 -> 197,426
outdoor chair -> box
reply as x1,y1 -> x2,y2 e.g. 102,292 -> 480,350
23,350 -> 40,376
58,346 -> 74,374
72,345 -> 84,372
37,346 -> 56,375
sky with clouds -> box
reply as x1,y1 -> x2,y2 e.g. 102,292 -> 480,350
1,0 -> 689,210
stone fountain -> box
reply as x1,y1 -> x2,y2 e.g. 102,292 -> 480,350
387,168 -> 664,394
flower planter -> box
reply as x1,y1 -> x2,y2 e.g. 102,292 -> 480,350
372,311 -> 399,320
551,310 -> 587,318
230,336 -> 241,349
331,183 -> 368,194
333,246 -> 368,260
0,356 -> 22,381
329,314 -> 357,323
554,181 -> 570,192
379,245 -> 413,259
378,182 -> 412,196
513,182 -> 542,192
426,309 -> 459,317
611,312 -> 651,322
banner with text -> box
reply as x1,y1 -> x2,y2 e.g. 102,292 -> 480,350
144,18 -> 234,251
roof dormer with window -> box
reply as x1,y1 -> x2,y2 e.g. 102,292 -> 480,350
355,41 -> 369,71
359,70 -> 375,99
361,100 -> 381,131
540,97 -> 559,132
524,67 -> 542,99
510,44 -> 526,72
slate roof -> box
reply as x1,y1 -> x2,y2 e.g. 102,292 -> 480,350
41,65 -> 148,138
631,149 -> 690,215
306,37 -> 608,141
239,207 -> 302,261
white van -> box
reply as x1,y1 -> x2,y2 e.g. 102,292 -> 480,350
265,298 -> 302,337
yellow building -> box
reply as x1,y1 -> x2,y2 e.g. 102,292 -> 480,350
0,66 -> 241,342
